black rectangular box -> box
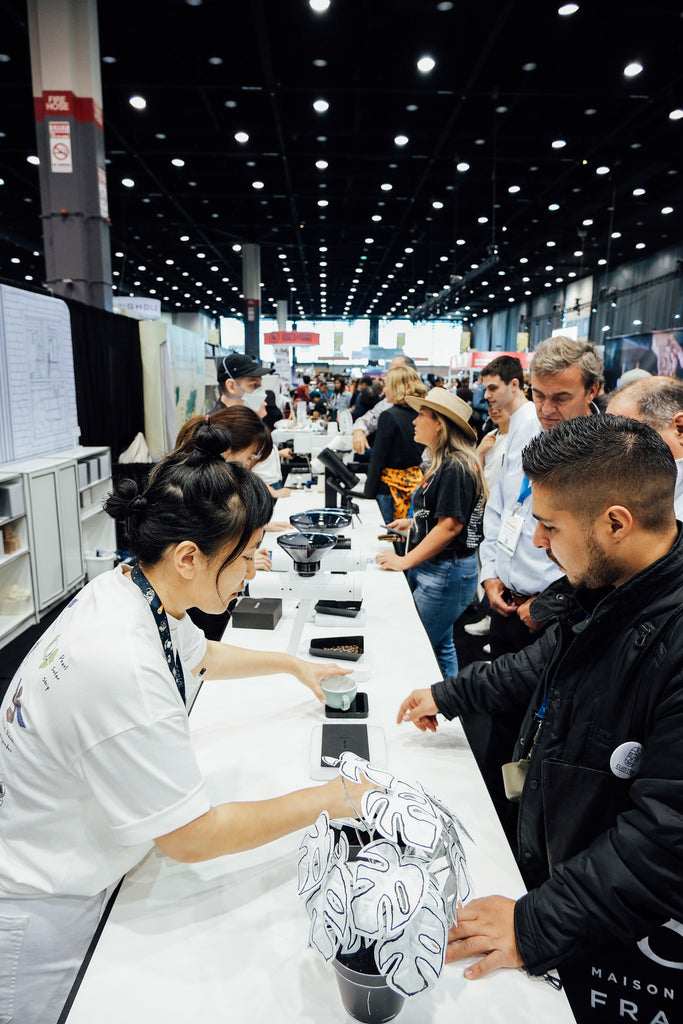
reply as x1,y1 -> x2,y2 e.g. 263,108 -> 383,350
231,597 -> 283,630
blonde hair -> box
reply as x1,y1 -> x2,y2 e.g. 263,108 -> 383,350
385,365 -> 428,405
424,409 -> 488,502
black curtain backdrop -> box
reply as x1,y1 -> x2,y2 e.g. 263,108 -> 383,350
67,299 -> 145,460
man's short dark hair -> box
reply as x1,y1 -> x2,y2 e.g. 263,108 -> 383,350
521,414 -> 677,532
480,355 -> 524,388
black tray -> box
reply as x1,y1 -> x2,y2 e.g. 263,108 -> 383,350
309,634 -> 364,661
314,599 -> 362,619
325,691 -> 369,719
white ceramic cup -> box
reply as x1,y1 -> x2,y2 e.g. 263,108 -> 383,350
321,675 -> 358,711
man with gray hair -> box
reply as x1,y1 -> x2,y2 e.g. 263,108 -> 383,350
480,336 -> 603,659
607,375 -> 683,517
352,353 -> 419,453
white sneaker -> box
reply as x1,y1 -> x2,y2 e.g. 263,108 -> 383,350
464,615 -> 491,637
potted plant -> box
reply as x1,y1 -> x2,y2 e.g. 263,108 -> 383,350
297,752 -> 473,1022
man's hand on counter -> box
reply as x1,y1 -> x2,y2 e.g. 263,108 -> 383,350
396,688 -> 439,733
446,896 -> 523,978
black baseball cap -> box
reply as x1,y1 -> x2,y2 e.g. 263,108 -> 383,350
217,352 -> 271,383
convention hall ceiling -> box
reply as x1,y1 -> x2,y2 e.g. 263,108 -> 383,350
0,0 -> 681,325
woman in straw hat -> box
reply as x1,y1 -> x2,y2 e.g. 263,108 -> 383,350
375,388 -> 487,676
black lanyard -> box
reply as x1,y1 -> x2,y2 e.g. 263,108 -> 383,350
130,565 -> 186,705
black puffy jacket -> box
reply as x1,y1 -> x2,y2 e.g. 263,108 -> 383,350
432,527 -> 683,975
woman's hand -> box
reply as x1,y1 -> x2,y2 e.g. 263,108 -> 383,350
293,659 -> 353,701
376,550 -> 406,571
254,548 -> 272,571
387,518 -> 411,533
397,688 -> 439,732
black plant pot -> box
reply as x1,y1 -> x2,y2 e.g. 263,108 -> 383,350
333,950 -> 405,1023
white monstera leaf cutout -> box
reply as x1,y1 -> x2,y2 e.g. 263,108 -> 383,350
375,883 -> 447,997
362,782 -> 440,852
297,812 -> 335,897
350,840 -> 428,940
305,860 -> 356,961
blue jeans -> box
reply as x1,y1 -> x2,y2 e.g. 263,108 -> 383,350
406,552 -> 479,677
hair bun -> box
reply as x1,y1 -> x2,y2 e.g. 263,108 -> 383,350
191,422 -> 233,460
128,495 -> 148,516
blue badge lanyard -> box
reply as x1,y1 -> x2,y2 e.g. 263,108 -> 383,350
520,681 -> 553,761
515,474 -> 532,510
130,565 -> 186,705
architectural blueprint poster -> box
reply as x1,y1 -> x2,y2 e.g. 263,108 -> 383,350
0,285 -> 79,463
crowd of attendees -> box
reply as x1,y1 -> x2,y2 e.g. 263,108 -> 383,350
4,332 -> 683,1024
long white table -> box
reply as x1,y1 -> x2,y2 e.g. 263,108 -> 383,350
65,493 -> 576,1023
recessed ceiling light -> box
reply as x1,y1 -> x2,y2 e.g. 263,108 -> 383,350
474,138 -> 486,145
129,95 -> 147,110
432,201 -> 444,209
315,159 -> 328,169
635,242 -> 646,249
548,203 -> 560,211
394,134 -> 409,146
522,62 -> 537,71
624,61 -> 643,77
574,250 -> 583,257
661,206 -> 674,214
456,239 -> 466,245
669,109 -> 683,121
406,104 -> 419,112
313,99 -> 330,113
477,216 -> 488,224
224,99 -> 237,108
456,161 -> 470,172
508,185 -> 521,193
317,199 -> 329,207
371,214 -> 382,222
380,182 -> 393,191
171,158 -> 185,167
558,4 -> 579,15
495,105 -> 508,114
26,155 -> 40,165
310,0 -> 331,12
313,58 -> 328,67
519,257 -> 529,263
598,258 -> 607,265
208,57 -> 223,66
417,55 -> 436,74
122,177 -> 135,188
551,139 -> 567,149
234,131 -> 249,143
102,56 -> 116,64
596,165 -> 610,175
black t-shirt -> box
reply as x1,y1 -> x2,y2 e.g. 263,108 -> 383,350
409,457 -> 484,558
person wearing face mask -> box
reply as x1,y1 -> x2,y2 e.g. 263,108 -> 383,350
210,352 -> 271,415
210,352 -> 291,498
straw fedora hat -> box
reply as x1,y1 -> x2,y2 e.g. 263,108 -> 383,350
405,388 -> 477,442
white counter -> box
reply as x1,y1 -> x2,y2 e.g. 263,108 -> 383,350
65,494 -> 575,1023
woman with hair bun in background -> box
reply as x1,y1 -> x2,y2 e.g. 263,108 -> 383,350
0,421 -> 370,1024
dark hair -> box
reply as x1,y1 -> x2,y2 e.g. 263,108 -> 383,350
105,423 -> 273,584
174,406 -> 273,462
480,355 -> 524,388
521,414 -> 677,531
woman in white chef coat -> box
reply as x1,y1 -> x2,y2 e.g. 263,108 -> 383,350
0,422 -> 369,1024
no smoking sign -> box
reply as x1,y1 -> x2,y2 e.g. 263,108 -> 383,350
49,121 -> 73,173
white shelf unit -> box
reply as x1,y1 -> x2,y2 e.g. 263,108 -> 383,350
0,447 -> 114,651
73,446 -> 116,565
0,470 -> 36,647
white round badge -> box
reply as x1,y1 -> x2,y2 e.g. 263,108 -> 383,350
609,741 -> 643,779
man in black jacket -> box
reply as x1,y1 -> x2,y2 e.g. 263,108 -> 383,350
397,416 -> 682,987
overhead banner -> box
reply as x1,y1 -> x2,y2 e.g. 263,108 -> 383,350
450,350 -> 532,371
264,330 -> 320,346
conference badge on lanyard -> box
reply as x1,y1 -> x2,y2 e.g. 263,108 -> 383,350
497,476 -> 532,557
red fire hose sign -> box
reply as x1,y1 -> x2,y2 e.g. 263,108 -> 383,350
49,121 -> 73,173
